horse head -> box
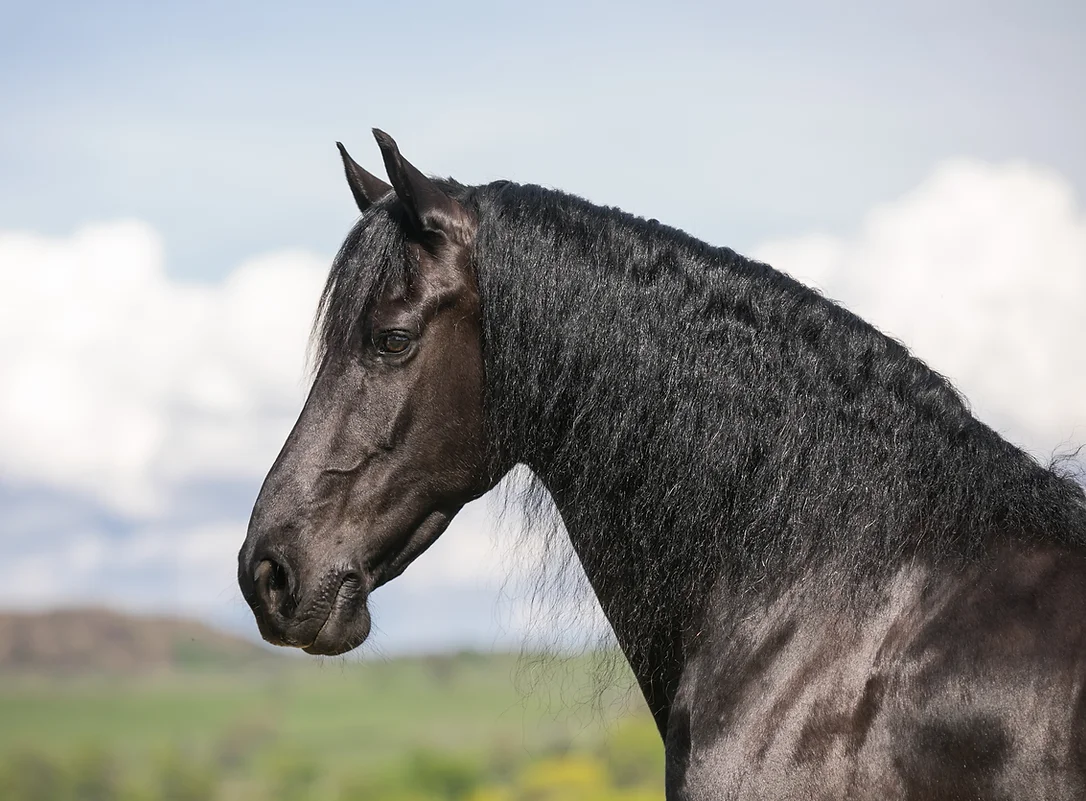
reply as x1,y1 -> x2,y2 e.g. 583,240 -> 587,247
237,131 -> 498,655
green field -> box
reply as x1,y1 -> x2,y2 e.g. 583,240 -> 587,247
0,651 -> 665,800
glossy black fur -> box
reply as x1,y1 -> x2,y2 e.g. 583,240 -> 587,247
247,138 -> 1086,799
460,182 -> 1086,798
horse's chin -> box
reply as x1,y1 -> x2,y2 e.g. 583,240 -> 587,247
300,589 -> 372,656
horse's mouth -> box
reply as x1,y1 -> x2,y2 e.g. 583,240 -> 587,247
296,510 -> 455,655
247,509 -> 457,657
300,572 -> 370,656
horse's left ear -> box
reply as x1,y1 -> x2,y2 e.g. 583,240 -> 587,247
372,129 -> 474,246
337,142 -> 392,213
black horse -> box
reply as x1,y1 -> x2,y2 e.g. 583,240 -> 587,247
239,130 -> 1086,800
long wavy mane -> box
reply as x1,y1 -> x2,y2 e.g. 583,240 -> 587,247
316,178 -> 1086,653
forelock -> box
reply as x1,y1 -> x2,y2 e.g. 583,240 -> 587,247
311,200 -> 412,368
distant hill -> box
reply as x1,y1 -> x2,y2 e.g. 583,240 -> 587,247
0,608 -> 280,674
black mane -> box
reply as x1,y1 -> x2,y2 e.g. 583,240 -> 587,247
251,145 -> 1086,795
314,197 -> 412,363
318,179 -> 1086,626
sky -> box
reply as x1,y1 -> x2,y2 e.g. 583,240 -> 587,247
1,1 -> 1084,653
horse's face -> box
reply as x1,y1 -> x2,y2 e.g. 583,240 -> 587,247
238,132 -> 496,655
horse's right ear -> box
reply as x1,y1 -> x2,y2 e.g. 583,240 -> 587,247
336,142 -> 392,212
372,129 -> 474,246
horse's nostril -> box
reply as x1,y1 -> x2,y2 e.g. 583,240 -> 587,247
254,558 -> 296,620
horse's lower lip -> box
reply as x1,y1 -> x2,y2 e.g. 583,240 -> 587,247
309,574 -> 358,641
300,574 -> 368,655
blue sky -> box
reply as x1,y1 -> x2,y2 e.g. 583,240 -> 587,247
2,1 -> 1084,651
6,1 -> 1085,278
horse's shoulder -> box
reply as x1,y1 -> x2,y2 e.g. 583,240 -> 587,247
666,549 -> 1086,799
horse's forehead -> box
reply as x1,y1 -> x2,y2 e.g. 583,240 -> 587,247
337,210 -> 409,277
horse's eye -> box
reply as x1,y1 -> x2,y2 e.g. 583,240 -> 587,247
374,330 -> 412,355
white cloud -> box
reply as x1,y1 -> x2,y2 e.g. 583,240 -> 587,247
0,221 -> 327,514
754,159 -> 1086,458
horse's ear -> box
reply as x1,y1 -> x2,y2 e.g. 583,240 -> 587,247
372,129 -> 473,245
336,142 -> 392,212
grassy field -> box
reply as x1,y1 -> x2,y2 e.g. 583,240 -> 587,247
0,650 -> 664,800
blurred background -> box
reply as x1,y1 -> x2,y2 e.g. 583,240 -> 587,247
1,1 -> 1084,799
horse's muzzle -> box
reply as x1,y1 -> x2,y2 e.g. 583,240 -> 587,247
238,550 -> 371,656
